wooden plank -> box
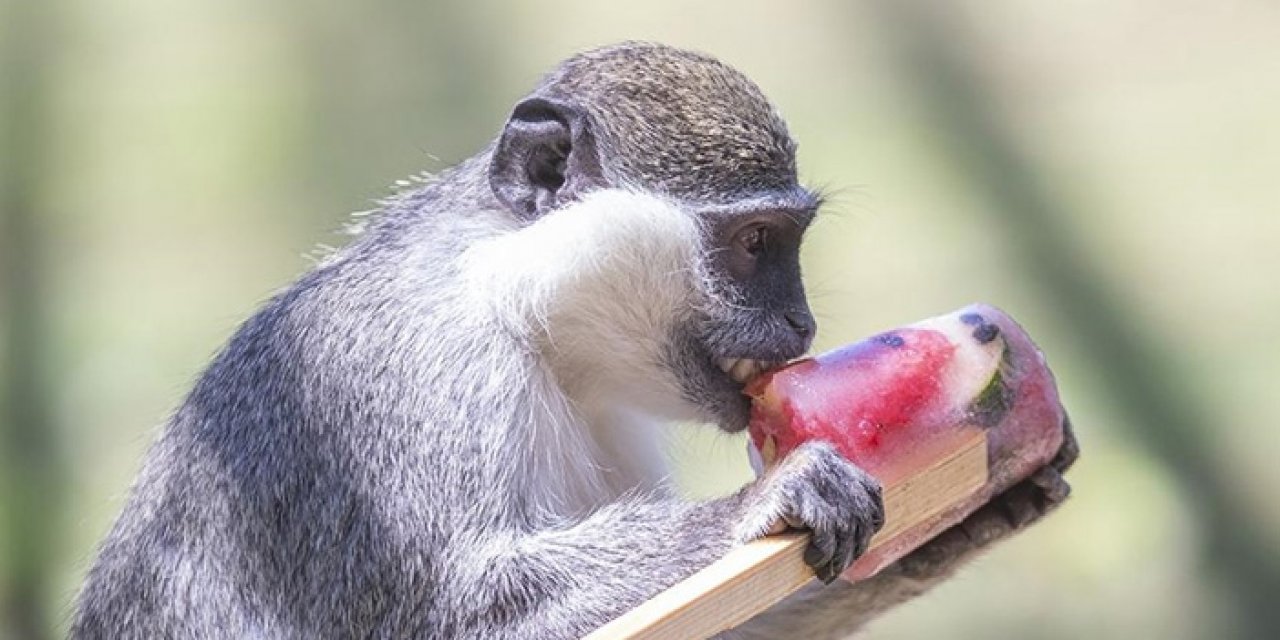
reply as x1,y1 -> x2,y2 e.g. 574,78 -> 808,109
584,429 -> 989,640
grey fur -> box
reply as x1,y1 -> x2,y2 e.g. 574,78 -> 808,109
537,42 -> 800,204
71,42 -> 1074,640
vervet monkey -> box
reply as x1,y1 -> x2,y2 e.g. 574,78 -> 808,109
72,42 -> 1076,639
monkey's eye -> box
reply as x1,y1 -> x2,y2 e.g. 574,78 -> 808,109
738,225 -> 768,257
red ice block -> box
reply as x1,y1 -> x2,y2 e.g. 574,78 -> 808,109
745,303 -> 1066,580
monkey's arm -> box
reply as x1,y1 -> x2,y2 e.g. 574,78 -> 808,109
450,442 -> 882,640
724,422 -> 1078,640
469,495 -> 739,639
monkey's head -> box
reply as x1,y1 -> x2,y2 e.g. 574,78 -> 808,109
481,42 -> 818,433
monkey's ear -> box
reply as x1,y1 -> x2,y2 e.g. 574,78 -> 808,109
489,97 -> 604,219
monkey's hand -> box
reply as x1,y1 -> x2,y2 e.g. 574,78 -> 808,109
721,418 -> 1078,640
891,417 -> 1078,583
734,441 -> 886,583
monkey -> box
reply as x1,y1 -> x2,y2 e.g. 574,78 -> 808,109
71,42 -> 1076,639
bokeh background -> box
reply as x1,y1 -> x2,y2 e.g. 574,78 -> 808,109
2,1 -> 1278,638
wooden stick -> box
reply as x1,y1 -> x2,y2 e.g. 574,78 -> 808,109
584,429 -> 989,640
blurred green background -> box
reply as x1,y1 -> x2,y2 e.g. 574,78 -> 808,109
2,1 -> 1278,638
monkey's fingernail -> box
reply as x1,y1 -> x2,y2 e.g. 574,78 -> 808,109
818,564 -> 838,584
804,543 -> 825,567
1032,468 -> 1071,503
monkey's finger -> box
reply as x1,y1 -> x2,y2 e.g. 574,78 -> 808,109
895,526 -> 975,578
1031,466 -> 1072,506
804,527 -> 838,582
851,498 -> 881,563
960,501 -> 1017,545
1052,415 -> 1080,473
826,523 -> 859,581
766,517 -> 789,535
997,482 -> 1042,528
917,527 -> 975,562
783,513 -> 806,531
849,524 -> 872,569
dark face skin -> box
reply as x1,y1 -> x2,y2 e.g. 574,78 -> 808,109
487,43 -> 817,432
699,194 -> 819,357
677,192 -> 820,433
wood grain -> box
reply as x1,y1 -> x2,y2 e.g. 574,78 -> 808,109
584,429 -> 989,640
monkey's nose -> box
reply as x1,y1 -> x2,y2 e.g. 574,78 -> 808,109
784,310 -> 816,340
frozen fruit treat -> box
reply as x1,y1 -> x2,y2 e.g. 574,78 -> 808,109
746,303 -> 1066,579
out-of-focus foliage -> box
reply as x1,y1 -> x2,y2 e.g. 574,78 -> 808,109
2,0 -> 1278,638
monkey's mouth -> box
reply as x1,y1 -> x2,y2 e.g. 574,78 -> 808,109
715,358 -> 786,386
670,325 -> 803,433
699,356 -> 790,433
